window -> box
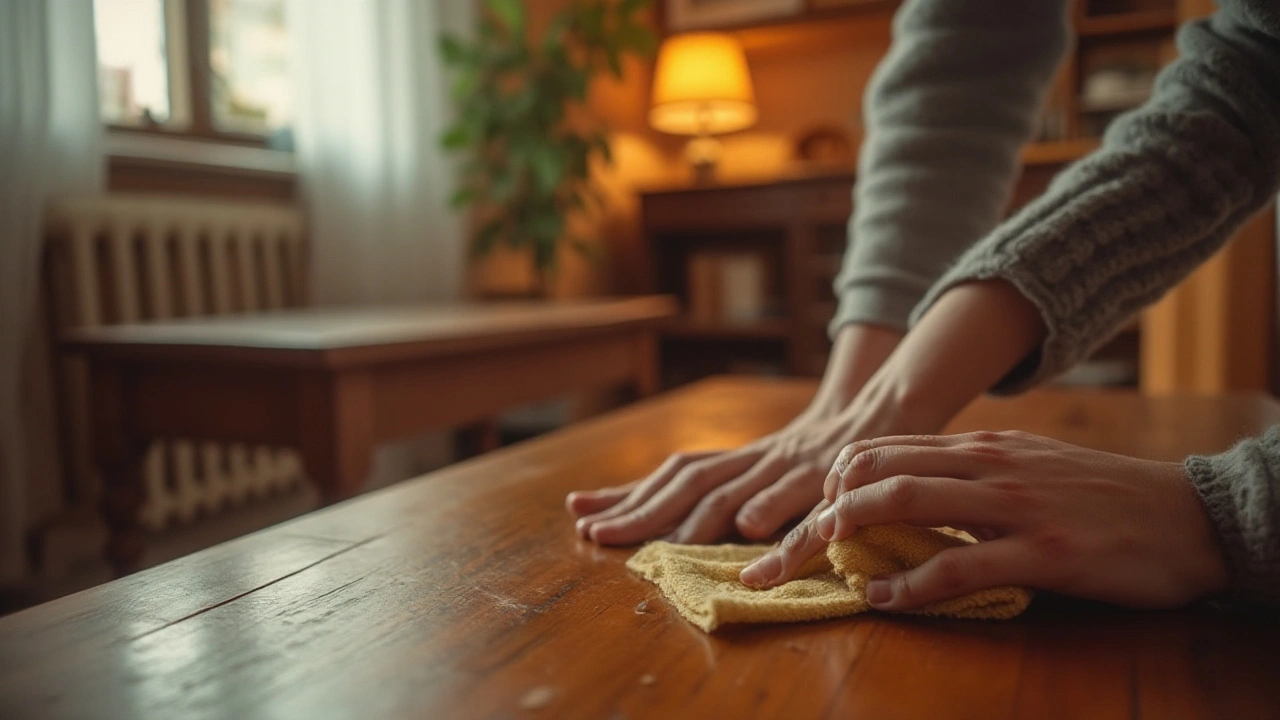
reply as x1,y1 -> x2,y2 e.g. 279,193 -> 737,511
93,0 -> 292,148
209,0 -> 292,135
94,0 -> 179,128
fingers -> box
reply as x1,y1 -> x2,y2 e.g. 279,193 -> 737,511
668,454 -> 791,545
587,451 -> 763,546
573,449 -> 724,539
824,431 -> 1022,501
740,500 -> 831,589
734,464 -> 825,540
864,539 -> 1029,611
565,482 -> 637,517
817,475 -> 1008,542
824,435 -> 961,500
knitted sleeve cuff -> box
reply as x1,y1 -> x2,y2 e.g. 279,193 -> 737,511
1184,427 -> 1280,605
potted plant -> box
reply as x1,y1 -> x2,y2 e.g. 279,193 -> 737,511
439,0 -> 656,297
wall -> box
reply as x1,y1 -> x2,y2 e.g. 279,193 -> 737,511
472,3 -> 894,298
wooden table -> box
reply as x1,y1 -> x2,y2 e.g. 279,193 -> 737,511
64,296 -> 676,575
4,378 -> 1279,719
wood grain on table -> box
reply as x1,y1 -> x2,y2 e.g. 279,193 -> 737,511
2,378 -> 1278,719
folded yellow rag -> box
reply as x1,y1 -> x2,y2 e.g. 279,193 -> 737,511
626,524 -> 1033,632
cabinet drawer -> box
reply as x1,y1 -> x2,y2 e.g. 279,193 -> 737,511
643,185 -> 794,230
798,183 -> 853,224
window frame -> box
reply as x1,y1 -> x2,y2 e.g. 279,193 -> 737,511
101,0 -> 283,149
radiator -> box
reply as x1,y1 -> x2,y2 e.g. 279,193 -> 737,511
45,194 -> 308,531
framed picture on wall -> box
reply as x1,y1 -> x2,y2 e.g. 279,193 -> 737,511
664,0 -> 804,31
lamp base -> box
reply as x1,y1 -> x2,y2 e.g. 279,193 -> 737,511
686,135 -> 721,186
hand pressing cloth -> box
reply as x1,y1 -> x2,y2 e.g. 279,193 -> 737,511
627,524 -> 1033,632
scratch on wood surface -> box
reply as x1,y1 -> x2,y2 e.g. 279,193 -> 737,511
126,532 -> 388,642
519,685 -> 556,710
473,580 -> 579,618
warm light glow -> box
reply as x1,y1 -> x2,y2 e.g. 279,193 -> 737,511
649,32 -> 756,137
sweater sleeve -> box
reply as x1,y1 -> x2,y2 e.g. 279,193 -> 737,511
911,0 -> 1280,392
1185,424 -> 1280,604
829,0 -> 1070,335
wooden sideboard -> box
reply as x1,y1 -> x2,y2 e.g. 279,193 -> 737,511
642,173 -> 854,384
639,154 -> 1085,388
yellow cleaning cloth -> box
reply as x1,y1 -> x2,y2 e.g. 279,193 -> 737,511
626,524 -> 1033,632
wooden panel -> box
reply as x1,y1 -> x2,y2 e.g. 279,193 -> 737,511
1141,203 -> 1276,394
2,378 -> 1278,718
107,154 -> 296,203
127,366 -> 302,445
370,331 -> 646,440
643,184 -> 797,230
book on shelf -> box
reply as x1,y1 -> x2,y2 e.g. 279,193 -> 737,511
686,250 -> 770,325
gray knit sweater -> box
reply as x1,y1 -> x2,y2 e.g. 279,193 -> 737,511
832,0 -> 1280,603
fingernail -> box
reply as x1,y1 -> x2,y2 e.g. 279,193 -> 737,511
816,507 -> 837,541
742,554 -> 782,587
587,521 -> 612,543
823,472 -> 839,500
866,579 -> 891,606
575,518 -> 591,538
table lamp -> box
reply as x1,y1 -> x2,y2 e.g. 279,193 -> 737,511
649,32 -> 757,185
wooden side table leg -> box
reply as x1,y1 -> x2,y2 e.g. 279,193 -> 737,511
91,364 -> 148,577
298,372 -> 375,504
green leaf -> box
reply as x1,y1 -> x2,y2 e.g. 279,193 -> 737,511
561,67 -> 589,101
528,144 -> 565,193
570,238 -> 603,260
473,219 -> 504,258
450,68 -> 480,102
485,0 -> 524,32
441,125 -> 470,150
490,154 -> 525,201
438,35 -> 469,64
543,12 -> 572,52
590,132 -> 613,165
505,86 -> 538,121
618,24 -> 657,56
605,46 -> 623,79
450,187 -> 476,209
526,207 -> 564,245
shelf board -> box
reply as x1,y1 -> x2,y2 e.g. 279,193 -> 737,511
663,318 -> 790,340
1077,9 -> 1178,37
1078,92 -> 1151,113
1021,138 -> 1100,166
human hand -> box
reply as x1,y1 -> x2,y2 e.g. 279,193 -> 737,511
566,410 -> 865,546
740,431 -> 1229,609
566,324 -> 904,546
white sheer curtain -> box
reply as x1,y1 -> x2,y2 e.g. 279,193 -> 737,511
0,0 -> 104,583
290,0 -> 473,305
290,0 -> 474,486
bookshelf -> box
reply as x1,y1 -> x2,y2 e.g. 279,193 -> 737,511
641,0 -> 1277,393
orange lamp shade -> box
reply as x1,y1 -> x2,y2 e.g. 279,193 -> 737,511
649,32 -> 757,137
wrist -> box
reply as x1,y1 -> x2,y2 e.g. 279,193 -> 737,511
808,323 -> 904,417
1162,460 -> 1231,599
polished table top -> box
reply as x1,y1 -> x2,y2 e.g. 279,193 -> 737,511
62,295 -> 677,367
2,378 -> 1278,719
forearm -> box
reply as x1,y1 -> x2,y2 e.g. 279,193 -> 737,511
806,324 -> 904,419
910,2 -> 1280,392
830,0 -> 1068,335
844,281 -> 1045,438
